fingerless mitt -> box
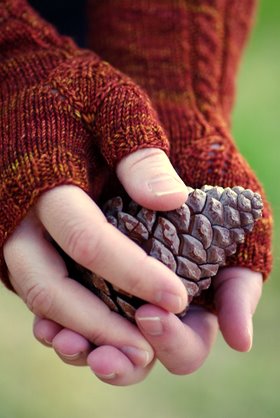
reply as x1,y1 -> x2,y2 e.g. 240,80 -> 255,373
87,0 -> 273,280
0,0 -> 169,285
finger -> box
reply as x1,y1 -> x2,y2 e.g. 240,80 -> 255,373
36,185 -> 188,313
34,317 -> 91,366
136,305 -> 218,375
33,315 -> 153,379
33,317 -> 63,347
4,214 -> 154,368
52,329 -> 92,366
87,346 -> 155,386
213,267 -> 263,352
35,313 -> 155,382
117,148 -> 190,210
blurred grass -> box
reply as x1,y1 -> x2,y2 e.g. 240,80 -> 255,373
1,2 -> 280,418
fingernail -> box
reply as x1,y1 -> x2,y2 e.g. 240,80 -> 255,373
246,324 -> 253,352
121,346 -> 152,367
155,291 -> 187,313
58,351 -> 82,361
42,338 -> 52,347
147,175 -> 187,197
137,316 -> 163,336
94,372 -> 117,380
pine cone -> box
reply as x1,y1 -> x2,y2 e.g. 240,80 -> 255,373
65,185 -> 263,322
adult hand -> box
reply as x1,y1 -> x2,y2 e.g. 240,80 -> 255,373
31,149 -> 262,384
4,148 -> 193,386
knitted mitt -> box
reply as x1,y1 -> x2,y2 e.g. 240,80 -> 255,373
87,0 -> 272,283
0,0 -> 169,286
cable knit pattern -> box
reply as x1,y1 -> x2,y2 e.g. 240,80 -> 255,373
0,0 -> 169,286
87,0 -> 272,279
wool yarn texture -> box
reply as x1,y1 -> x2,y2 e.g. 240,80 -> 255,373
87,0 -> 272,280
0,0 -> 170,286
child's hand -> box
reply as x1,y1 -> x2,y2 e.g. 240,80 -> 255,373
134,267 -> 262,376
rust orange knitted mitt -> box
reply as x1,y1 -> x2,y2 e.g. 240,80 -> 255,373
87,0 -> 272,280
0,0 -> 169,286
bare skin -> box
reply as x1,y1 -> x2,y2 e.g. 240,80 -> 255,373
4,149 -> 262,386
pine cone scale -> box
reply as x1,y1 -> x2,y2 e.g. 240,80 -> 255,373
190,214 -> 213,249
176,256 -> 201,281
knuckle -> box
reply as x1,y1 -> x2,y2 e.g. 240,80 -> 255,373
25,282 -> 53,317
65,224 -> 101,267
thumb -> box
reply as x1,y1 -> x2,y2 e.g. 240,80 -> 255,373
116,148 -> 190,211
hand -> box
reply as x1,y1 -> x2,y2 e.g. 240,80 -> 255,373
4,148 -> 194,386
32,148 -> 263,383
33,150 -> 263,384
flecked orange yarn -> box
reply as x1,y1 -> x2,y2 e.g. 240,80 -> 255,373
87,0 -> 272,279
0,0 -> 169,286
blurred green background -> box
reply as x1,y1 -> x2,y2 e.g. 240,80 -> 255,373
1,2 -> 279,417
